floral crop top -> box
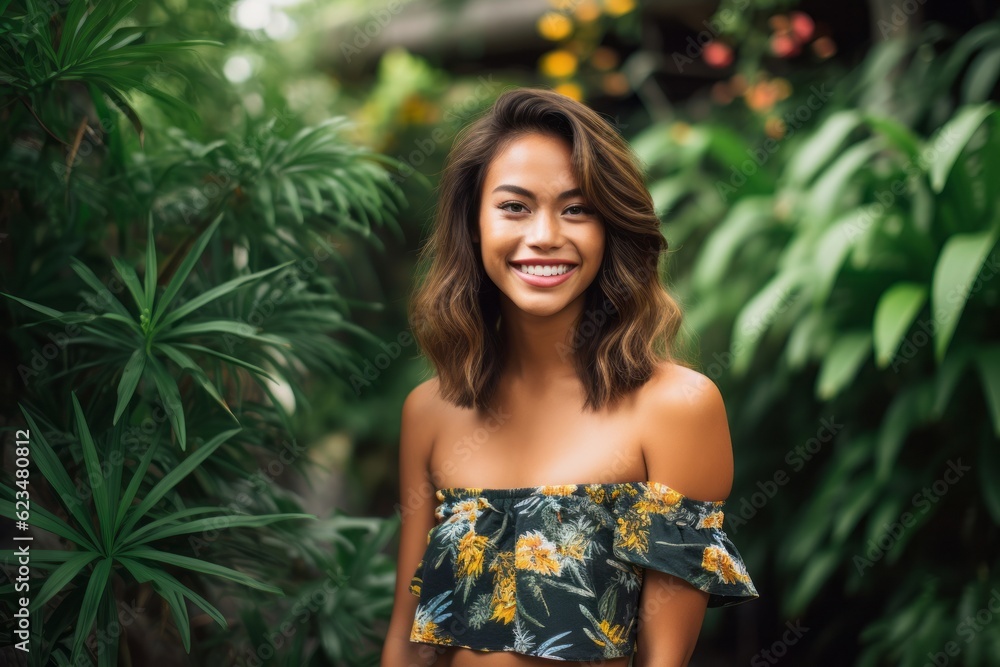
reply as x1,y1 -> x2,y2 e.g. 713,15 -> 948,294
407,480 -> 759,661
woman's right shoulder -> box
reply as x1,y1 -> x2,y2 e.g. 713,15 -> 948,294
403,376 -> 442,415
401,377 -> 443,458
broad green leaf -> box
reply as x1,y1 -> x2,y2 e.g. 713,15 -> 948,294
928,104 -> 997,192
786,110 -> 860,186
873,283 -> 927,368
692,197 -> 773,290
931,228 -> 999,362
963,47 -> 1000,103
731,267 -> 808,377
875,382 -> 935,483
976,345 -> 1000,438
784,548 -> 839,617
809,138 -> 882,223
817,331 -> 871,400
977,433 -> 1000,524
114,348 -> 145,425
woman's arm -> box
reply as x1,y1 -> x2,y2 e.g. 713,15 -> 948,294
380,379 -> 442,667
633,366 -> 735,667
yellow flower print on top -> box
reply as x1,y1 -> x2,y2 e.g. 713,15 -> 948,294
702,545 -> 752,584
634,482 -> 683,514
489,551 -> 517,624
584,484 -> 606,504
540,484 -> 578,496
697,511 -> 725,529
590,619 -> 628,648
456,529 -> 489,581
516,530 -> 562,575
615,514 -> 649,553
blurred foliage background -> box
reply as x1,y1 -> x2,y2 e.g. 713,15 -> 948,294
1,0 -> 999,665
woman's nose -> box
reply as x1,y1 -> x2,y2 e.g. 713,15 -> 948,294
524,209 -> 561,246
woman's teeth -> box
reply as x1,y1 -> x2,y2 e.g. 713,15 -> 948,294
515,264 -> 573,276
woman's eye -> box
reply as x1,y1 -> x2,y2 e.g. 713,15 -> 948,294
500,202 -> 527,214
565,205 -> 591,216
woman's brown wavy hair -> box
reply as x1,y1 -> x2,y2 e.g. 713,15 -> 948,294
408,87 -> 694,414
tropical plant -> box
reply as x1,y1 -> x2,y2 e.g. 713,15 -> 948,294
631,17 -> 1000,667
0,0 -> 406,664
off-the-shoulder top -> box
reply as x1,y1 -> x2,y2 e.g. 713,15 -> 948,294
407,480 -> 758,661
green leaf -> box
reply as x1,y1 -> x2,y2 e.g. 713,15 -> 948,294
786,110 -> 860,186
0,498 -> 93,547
928,104 -> 997,192
144,213 -> 157,311
155,343 -> 236,421
817,331 -> 872,400
70,557 -> 114,664
731,266 -> 808,377
146,354 -> 186,450
124,512 -> 314,548
173,342 -> 279,382
122,546 -> 283,594
975,345 -> 1000,438
873,283 -> 927,368
118,556 -> 227,629
114,348 -> 146,425
110,256 -> 146,311
117,428 -> 241,538
17,406 -> 101,550
931,228 -> 999,362
69,257 -> 131,319
150,213 -> 223,331
156,260 -> 295,329
977,433 -> 1000,524
31,551 -> 100,612
71,393 -> 112,551
875,382 -> 935,483
114,434 -> 160,535
784,548 -> 839,617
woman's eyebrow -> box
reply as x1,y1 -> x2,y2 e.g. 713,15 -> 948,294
492,184 -> 584,200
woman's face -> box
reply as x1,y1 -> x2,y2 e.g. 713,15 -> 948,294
476,132 -> 605,319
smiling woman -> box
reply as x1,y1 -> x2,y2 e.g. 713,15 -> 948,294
381,88 -> 758,667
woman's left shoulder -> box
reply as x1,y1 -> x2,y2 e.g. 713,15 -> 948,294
639,361 -> 725,415
636,361 -> 734,501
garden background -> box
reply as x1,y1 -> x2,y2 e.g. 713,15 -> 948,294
1,0 -> 999,665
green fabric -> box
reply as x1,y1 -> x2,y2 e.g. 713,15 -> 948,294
408,480 -> 759,661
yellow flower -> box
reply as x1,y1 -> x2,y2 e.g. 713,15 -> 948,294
410,618 -> 452,643
615,515 -> 648,553
489,551 -> 517,624
540,50 -> 578,78
409,577 -> 421,596
584,484 -> 606,504
602,0 -> 634,17
698,511 -> 725,529
537,12 -> 573,41
702,546 -> 751,584
515,530 -> 562,575
557,538 -> 586,561
574,0 -> 600,21
590,619 -> 629,647
450,498 -> 488,523
635,481 -> 683,515
456,529 -> 489,581
540,484 -> 578,496
553,82 -> 583,101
